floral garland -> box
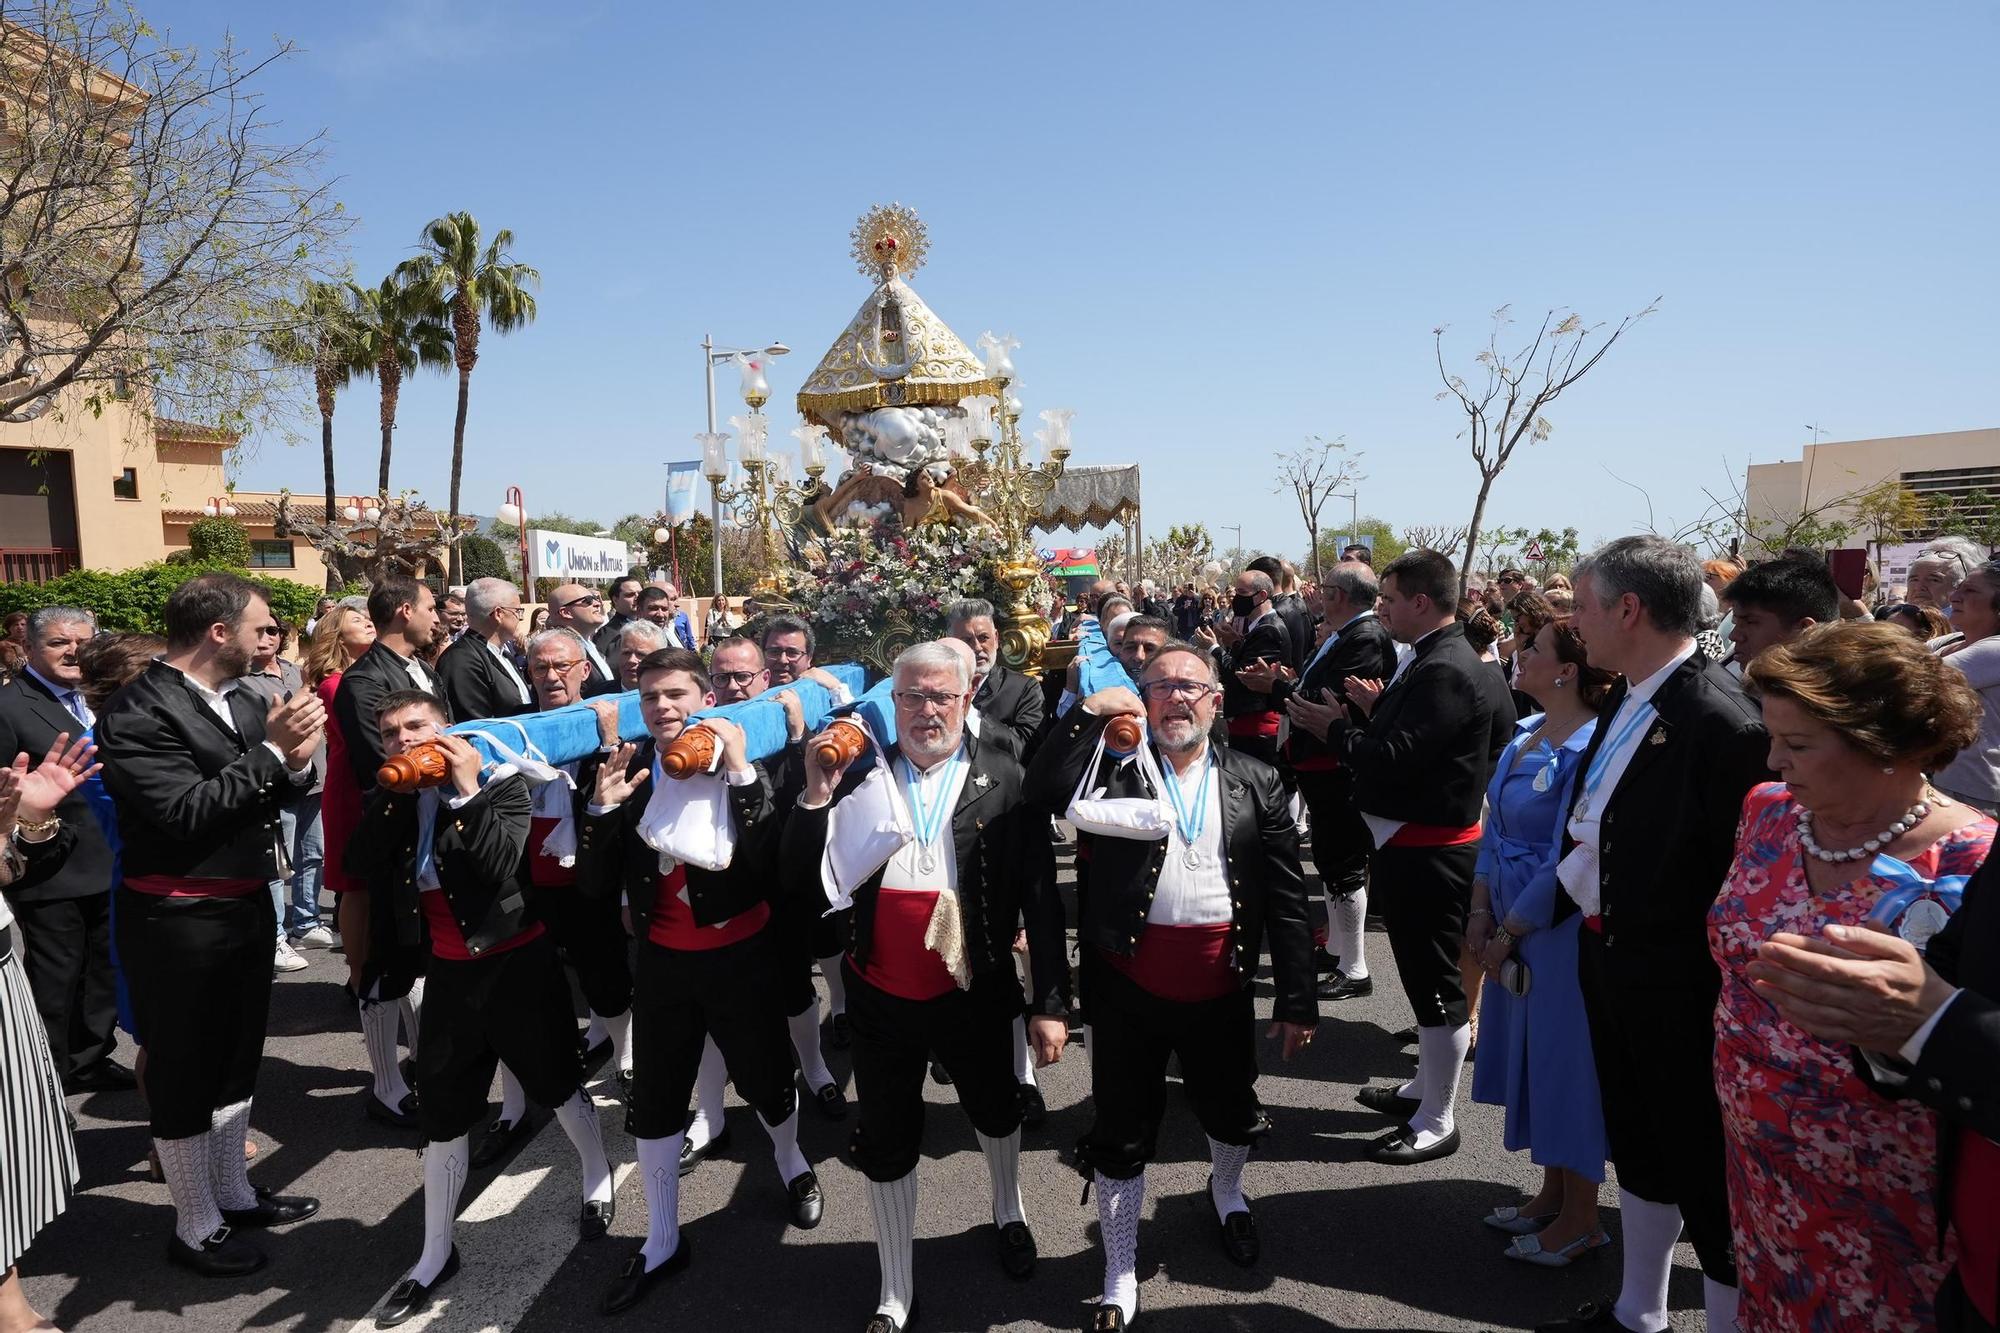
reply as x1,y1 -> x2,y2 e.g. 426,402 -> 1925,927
776,518 -> 1010,656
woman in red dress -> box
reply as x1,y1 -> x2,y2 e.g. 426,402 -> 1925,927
1711,622 -> 1992,1332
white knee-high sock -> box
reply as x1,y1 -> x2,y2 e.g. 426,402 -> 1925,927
686,1037 -> 727,1150
155,1131 -> 222,1247
978,1128 -> 1025,1227
553,1090 -> 613,1204
762,1105 -> 810,1185
1095,1170 -> 1143,1322
1011,1015 -> 1037,1087
1612,1189 -> 1681,1333
360,995 -> 412,1107
413,1135 -> 468,1286
497,1061 -> 528,1125
788,1005 -> 835,1092
604,1007 -> 634,1075
208,1099 -> 258,1210
1702,1276 -> 1741,1333
1328,889 -> 1369,979
1207,1137 -> 1250,1219
867,1170 -> 918,1325
400,977 -> 424,1061
636,1133 -> 683,1272
818,955 -> 847,1016
1408,1022 -> 1471,1145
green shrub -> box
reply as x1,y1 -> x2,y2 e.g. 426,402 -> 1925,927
0,561 -> 321,633
458,533 -> 512,584
185,516 -> 252,565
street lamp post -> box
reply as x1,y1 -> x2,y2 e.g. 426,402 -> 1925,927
702,335 -> 788,599
496,485 -> 529,597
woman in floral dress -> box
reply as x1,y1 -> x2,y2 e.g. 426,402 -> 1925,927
1712,622 -> 1993,1332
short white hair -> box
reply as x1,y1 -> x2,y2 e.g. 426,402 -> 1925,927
893,640 -> 970,691
526,628 -> 587,659
616,619 -> 668,650
464,577 -> 518,621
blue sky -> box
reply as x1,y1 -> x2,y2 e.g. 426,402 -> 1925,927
172,0 -> 1998,559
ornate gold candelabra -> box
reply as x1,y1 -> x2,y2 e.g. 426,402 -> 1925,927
954,358 -> 1073,672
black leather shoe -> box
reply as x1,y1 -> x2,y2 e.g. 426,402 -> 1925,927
616,1068 -> 635,1106
1017,1083 -> 1047,1128
828,1012 -> 853,1050
378,1247 -> 459,1327
1535,1299 -> 1633,1332
1310,945 -> 1342,976
929,1059 -> 953,1086
787,1169 -> 825,1229
221,1186 -> 321,1228
470,1115 -> 533,1168
994,1219 -> 1037,1279
1355,1084 -> 1420,1118
601,1237 -> 692,1316
864,1298 -> 919,1332
1085,1302 -> 1129,1331
580,1194 -> 615,1241
1371,1125 -> 1461,1165
678,1126 -> 731,1177
70,1059 -> 138,1092
1317,973 -> 1374,1001
1210,1180 -> 1259,1268
814,1081 -> 849,1121
400,1056 -> 420,1091
366,1091 -> 421,1130
166,1227 -> 267,1278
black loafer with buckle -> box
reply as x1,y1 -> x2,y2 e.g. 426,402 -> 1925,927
377,1247 -> 459,1327
221,1186 -> 321,1229
601,1237 -> 692,1316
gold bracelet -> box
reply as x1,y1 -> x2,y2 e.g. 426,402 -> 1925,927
15,814 -> 61,840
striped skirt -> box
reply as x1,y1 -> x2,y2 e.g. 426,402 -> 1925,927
1,941 -> 77,1271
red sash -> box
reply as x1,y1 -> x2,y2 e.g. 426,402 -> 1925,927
526,816 -> 576,888
1386,821 -> 1483,848
124,875 -> 265,899
853,888 -> 957,1001
420,889 -> 543,961
646,865 -> 768,952
1102,924 -> 1237,1003
1956,1130 -> 2000,1322
1226,712 -> 1281,739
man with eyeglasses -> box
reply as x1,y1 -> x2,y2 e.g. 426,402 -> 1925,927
332,575 -> 444,1131
582,647 -> 825,1315
949,598 -> 1042,762
436,577 -> 534,725
547,583 -> 619,692
466,629 -> 638,1169
784,641 -> 1069,1333
1027,640 -> 1314,1330
238,620 -> 326,972
760,613 -> 818,688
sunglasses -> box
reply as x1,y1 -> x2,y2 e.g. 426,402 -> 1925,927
560,594 -> 603,610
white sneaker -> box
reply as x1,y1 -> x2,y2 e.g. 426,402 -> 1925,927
293,925 -> 336,948
274,940 -> 309,974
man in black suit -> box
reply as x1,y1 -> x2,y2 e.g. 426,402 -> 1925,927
1287,549 -> 1514,1165
96,573 -> 324,1277
591,576 -> 644,660
1196,570 -> 1291,770
547,583 -> 619,690
435,577 -> 534,724
332,573 -> 443,1130
783,642 -> 1068,1333
1538,535 -> 1769,1333
0,605 -> 128,1090
1247,556 -> 1313,672
1247,560 -> 1399,1000
352,692 -> 615,1327
1757,852 -> 2000,1333
1028,642 -> 1316,1330
950,598 -> 1044,761
581,648 -> 825,1316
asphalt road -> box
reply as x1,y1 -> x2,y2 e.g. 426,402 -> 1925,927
18,840 -> 1711,1332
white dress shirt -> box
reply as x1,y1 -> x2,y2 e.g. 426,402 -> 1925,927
161,661 -> 309,773
486,639 -> 531,706
882,747 -> 970,893
380,645 -> 435,694
1149,746 -> 1232,926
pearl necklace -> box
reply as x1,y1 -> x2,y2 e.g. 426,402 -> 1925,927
1796,798 -> 1930,864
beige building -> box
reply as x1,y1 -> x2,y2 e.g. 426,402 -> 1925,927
1742,426 -> 2000,555
0,393 -> 443,590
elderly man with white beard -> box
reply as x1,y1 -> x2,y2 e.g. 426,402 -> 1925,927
783,641 -> 1070,1333
1027,639 -> 1316,1331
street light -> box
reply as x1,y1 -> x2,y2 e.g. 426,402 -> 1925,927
202,495 -> 238,518
703,335 -> 788,597
497,485 -> 529,596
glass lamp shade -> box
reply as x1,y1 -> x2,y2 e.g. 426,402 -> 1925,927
1003,388 -> 1023,419
496,500 -> 523,527
771,454 -> 792,488
790,422 -> 828,471
223,504 -> 238,518
653,526 -> 672,544
960,394 -> 998,441
976,330 -> 1018,380
364,505 -> 383,523
735,354 -> 771,410
729,413 -> 768,465
343,504 -> 362,522
202,501 -> 218,516
697,432 -> 731,481
943,415 -> 972,461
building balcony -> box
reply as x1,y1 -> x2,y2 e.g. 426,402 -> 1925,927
0,547 -> 80,584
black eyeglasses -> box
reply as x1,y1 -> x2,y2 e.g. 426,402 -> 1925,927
560,593 -> 603,610
254,625 -> 282,637
713,670 -> 760,687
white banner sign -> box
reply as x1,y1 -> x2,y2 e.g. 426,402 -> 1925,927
527,528 -> 634,582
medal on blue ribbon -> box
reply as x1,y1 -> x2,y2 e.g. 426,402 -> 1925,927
1161,755 -> 1214,870
902,754 -> 962,876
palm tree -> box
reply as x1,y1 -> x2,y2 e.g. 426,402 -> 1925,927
398,213 -> 539,582
348,274 -> 452,497
260,281 -> 370,527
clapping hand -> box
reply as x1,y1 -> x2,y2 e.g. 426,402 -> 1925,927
265,692 -> 326,766
1283,692 -> 1340,741
9,732 -> 100,824
592,742 -> 651,808
1236,660 -> 1295,694
1342,676 -> 1385,716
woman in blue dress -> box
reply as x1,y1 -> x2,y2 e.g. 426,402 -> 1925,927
1467,619 -> 1615,1266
